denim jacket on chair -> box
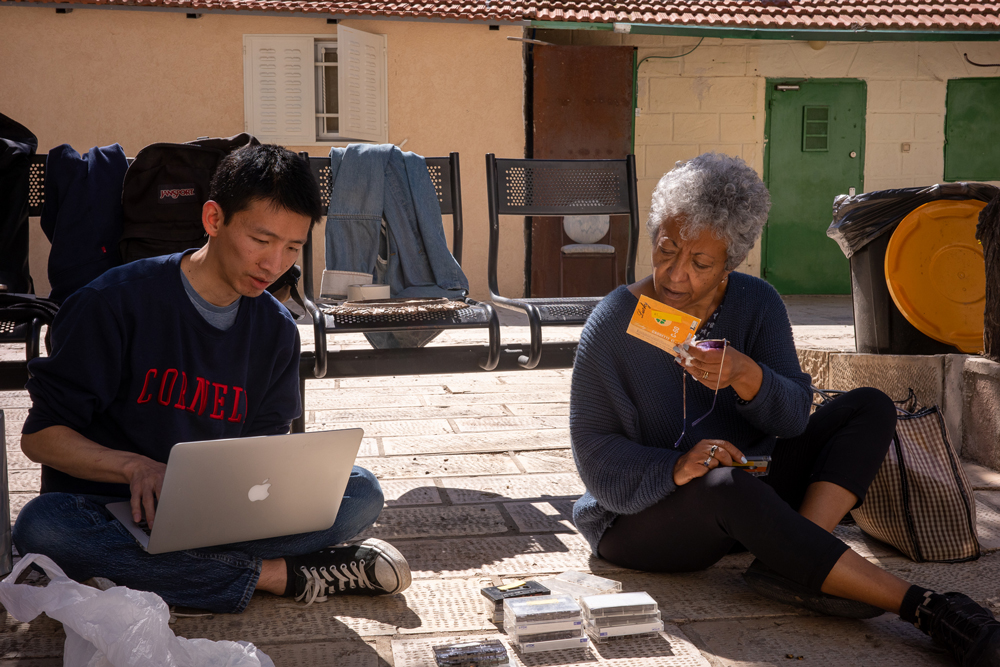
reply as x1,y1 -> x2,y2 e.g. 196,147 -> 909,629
325,144 -> 468,298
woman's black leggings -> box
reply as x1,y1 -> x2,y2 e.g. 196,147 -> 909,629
598,387 -> 897,592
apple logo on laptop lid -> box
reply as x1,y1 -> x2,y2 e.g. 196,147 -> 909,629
248,479 -> 271,502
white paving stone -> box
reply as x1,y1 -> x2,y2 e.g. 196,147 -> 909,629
338,375 -> 503,388
306,393 -> 425,410
965,459 -> 1000,490
453,416 -> 569,432
505,403 -> 570,417
360,453 -> 519,479
382,429 -> 571,456
975,495 -> 1000,552
504,499 -> 577,532
515,450 -> 578,473
5,449 -> 38,469
394,533 -> 597,579
258,640 -> 380,667
424,392 -> 570,406
313,404 -> 508,423
305,382 -> 448,394
8,469 -> 40,492
379,479 -> 442,506
684,615 -> 950,666
362,504 -> 508,540
442,472 -> 585,504
311,419 -> 453,437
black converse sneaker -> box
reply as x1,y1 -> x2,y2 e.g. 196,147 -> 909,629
288,538 -> 412,606
914,592 -> 1000,666
742,559 -> 884,619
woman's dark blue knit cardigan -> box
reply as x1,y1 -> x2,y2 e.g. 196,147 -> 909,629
570,272 -> 812,554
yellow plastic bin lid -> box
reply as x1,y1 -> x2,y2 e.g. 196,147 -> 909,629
884,199 -> 986,354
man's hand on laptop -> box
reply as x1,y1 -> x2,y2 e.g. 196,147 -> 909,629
19,427 -> 167,526
123,455 -> 166,527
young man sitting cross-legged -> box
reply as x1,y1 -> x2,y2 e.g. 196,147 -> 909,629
13,144 -> 409,613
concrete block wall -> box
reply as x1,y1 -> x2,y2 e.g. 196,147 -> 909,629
536,30 -> 1000,282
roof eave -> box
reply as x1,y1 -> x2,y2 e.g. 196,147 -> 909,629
531,20 -> 1000,42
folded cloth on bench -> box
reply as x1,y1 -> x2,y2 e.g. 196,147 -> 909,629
325,144 -> 468,299
41,144 -> 127,303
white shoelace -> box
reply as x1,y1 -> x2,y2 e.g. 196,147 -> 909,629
294,559 -> 374,606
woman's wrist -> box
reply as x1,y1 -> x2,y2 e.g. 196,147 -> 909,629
731,356 -> 763,402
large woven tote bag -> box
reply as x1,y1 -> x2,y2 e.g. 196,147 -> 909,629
847,391 -> 980,563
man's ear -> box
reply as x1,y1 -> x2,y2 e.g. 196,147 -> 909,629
202,200 -> 225,238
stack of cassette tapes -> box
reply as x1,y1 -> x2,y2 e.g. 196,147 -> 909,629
539,571 -> 621,601
481,580 -> 550,624
581,592 -> 664,643
503,594 -> 590,653
433,639 -> 510,667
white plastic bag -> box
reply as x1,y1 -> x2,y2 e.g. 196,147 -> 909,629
0,553 -> 275,667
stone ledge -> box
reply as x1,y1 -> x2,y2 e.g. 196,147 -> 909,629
963,357 -> 1000,471
796,351 -> 972,458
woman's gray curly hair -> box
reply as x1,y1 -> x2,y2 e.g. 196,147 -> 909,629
647,153 -> 771,271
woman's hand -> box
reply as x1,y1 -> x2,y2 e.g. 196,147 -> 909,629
678,341 -> 764,402
672,439 -> 746,486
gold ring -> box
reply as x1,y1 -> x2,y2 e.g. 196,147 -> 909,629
702,371 -> 710,380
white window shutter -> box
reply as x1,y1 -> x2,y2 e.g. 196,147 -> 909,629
337,24 -> 387,143
243,35 -> 317,145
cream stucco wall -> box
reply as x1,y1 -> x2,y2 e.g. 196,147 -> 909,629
0,7 -> 525,299
538,29 -> 1000,287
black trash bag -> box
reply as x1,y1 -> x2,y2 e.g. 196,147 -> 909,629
978,192 -> 1000,362
827,182 -> 1000,259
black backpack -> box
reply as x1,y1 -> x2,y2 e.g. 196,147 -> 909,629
119,133 -> 259,263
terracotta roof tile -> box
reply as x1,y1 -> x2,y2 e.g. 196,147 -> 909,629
5,0 -> 1000,30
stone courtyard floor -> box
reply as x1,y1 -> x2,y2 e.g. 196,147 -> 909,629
4,296 -> 1000,666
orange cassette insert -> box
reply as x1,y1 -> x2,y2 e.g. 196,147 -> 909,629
626,295 -> 701,356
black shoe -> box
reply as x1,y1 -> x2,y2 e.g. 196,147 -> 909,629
287,538 -> 412,605
742,559 -> 884,619
914,592 -> 1000,667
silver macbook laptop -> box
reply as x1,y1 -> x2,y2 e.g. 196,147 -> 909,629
106,428 -> 364,554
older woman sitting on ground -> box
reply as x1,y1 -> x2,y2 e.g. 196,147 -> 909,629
570,152 -> 1000,667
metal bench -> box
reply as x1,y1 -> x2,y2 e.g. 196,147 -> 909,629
0,155 -> 51,391
294,152 -> 570,432
485,154 -> 640,369
298,153 -> 499,382
1,150 -> 583,428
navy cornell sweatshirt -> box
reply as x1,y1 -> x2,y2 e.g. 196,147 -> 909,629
570,273 -> 812,554
23,252 -> 302,498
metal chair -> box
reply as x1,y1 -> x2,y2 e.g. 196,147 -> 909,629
485,154 -> 640,369
0,156 -> 52,390
295,152 -> 501,431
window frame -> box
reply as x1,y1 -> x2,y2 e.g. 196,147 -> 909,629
314,40 -> 341,142
243,31 -> 388,146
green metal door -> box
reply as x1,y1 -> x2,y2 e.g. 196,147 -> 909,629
763,79 -> 866,294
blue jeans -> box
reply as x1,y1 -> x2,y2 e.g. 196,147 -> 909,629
12,466 -> 384,613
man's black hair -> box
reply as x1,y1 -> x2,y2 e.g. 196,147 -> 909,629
209,144 -> 324,224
